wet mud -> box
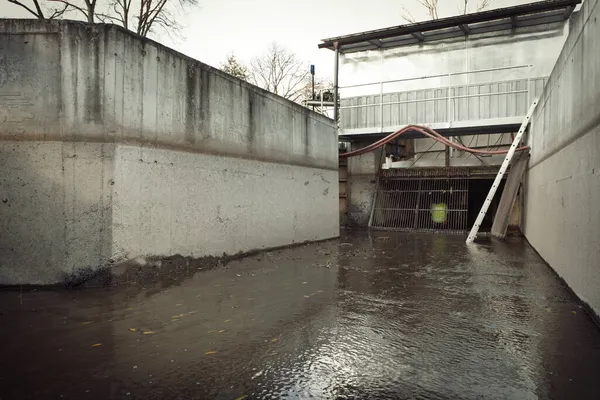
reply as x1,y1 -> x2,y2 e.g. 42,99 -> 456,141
1,231 -> 599,399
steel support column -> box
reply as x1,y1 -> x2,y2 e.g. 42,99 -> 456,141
333,42 -> 340,125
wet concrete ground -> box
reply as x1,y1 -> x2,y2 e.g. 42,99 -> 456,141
1,231 -> 600,400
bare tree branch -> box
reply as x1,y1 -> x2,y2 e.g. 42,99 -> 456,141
249,43 -> 310,103
48,0 -> 89,21
404,0 -> 494,21
401,6 -> 417,23
6,0 -> 45,18
48,2 -> 70,18
476,0 -> 491,12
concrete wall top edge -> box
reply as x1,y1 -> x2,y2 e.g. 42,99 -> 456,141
0,19 -> 338,169
0,18 -> 333,125
527,0 -> 599,165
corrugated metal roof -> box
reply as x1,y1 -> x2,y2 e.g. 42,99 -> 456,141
319,0 -> 580,53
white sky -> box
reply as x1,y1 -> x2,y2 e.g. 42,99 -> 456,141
2,0 -> 526,80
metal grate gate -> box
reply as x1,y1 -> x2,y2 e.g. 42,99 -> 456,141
370,168 -> 470,233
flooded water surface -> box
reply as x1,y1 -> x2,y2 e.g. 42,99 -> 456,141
1,231 -> 599,399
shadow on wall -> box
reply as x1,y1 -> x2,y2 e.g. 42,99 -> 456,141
0,141 -> 114,286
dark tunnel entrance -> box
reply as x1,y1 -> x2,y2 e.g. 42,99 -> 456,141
370,167 -> 505,234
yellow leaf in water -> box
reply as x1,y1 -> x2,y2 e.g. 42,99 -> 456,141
271,338 -> 278,343
128,328 -> 137,332
171,314 -> 184,319
125,307 -> 134,311
572,311 -> 577,315
81,321 -> 94,325
143,331 -> 154,335
205,351 -> 217,355
219,330 -> 226,333
91,343 -> 102,347
235,396 -> 248,400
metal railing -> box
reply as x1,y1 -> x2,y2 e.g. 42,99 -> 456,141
338,65 -> 546,132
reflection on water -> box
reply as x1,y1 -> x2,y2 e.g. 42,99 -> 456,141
1,231 -> 599,399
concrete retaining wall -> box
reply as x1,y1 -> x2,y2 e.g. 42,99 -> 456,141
524,0 -> 600,317
346,144 -> 378,227
0,20 -> 338,284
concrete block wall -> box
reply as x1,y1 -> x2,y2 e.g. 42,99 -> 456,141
0,20 -> 338,284
524,0 -> 600,317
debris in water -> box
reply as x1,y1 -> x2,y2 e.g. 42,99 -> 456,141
271,338 -> 278,343
205,351 -> 217,355
128,328 -> 137,332
340,243 -> 353,246
219,330 -> 226,333
143,331 -> 154,335
251,370 -> 263,380
91,343 -> 102,347
235,395 -> 248,400
224,319 -> 231,323
176,303 -> 184,306
81,321 -> 94,325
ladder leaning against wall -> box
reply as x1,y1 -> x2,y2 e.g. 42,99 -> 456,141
466,99 -> 538,243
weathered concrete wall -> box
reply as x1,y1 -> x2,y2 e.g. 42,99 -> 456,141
112,145 -> 337,261
523,0 -> 600,317
346,144 -> 378,227
0,20 -> 338,284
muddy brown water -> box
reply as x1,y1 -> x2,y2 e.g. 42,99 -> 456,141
1,231 -> 599,400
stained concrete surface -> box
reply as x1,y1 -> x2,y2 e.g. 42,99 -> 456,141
0,19 -> 338,285
1,231 -> 599,400
524,0 -> 600,317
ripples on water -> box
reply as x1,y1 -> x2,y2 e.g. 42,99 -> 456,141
1,232 -> 599,399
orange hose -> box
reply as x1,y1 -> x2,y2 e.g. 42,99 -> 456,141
340,125 -> 529,158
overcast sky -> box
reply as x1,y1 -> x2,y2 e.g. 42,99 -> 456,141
2,0 -> 525,80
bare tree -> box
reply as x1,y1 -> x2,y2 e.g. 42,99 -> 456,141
401,0 -> 493,23
135,0 -> 197,38
220,54 -> 249,81
33,0 -> 198,38
249,43 -> 309,103
46,0 -> 98,22
5,0 -> 70,19
97,0 -> 198,38
96,0 -> 133,29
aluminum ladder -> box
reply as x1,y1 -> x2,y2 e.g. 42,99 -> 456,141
466,99 -> 538,243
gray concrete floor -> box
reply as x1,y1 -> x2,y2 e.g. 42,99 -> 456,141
1,231 -> 599,399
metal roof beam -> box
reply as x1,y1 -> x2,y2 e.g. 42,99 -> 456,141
411,31 -> 425,41
511,15 -> 519,28
563,5 -> 575,18
368,39 -> 383,48
459,24 -> 470,34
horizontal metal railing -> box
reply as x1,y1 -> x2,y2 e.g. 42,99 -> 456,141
338,64 -> 533,90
